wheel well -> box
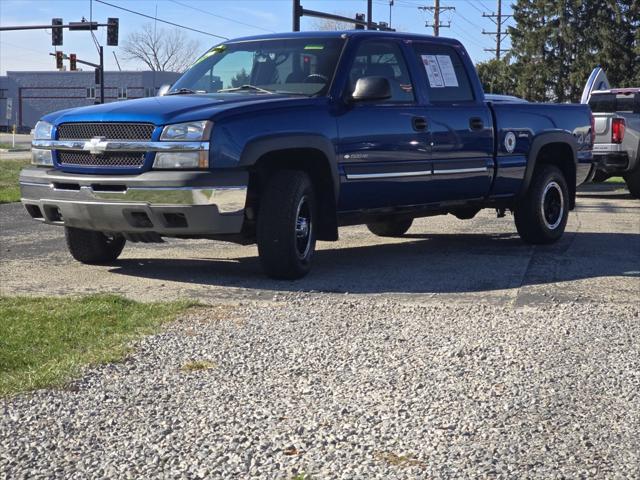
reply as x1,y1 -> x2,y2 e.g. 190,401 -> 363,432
535,142 -> 576,209
245,148 -> 338,241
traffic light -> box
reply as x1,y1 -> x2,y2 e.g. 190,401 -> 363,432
355,13 -> 366,30
107,18 -> 119,46
52,18 -> 63,46
55,51 -> 63,69
95,67 -> 101,85
69,54 -> 77,71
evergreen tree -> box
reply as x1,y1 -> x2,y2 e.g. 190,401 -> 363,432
508,0 -> 639,102
476,58 -> 517,95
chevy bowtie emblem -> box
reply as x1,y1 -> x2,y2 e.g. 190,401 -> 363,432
83,136 -> 108,155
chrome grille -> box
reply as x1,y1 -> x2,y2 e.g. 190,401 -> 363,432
58,151 -> 146,167
57,123 -> 154,140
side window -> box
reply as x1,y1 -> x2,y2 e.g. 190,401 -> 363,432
412,43 -> 474,103
348,41 -> 414,103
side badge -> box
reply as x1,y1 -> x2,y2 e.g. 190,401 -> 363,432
504,131 -> 516,153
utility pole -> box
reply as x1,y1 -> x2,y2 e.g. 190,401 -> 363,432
419,0 -> 455,37
482,0 -> 511,60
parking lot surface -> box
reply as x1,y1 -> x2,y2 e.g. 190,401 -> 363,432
1,185 -> 638,307
1,185 -> 639,478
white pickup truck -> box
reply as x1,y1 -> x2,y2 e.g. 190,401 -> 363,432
582,68 -> 640,198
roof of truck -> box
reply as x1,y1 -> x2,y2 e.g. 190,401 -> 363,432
223,30 -> 463,46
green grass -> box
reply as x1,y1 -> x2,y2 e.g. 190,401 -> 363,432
605,176 -> 625,184
0,294 -> 194,396
0,159 -> 29,203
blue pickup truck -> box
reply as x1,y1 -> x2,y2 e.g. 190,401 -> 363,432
20,31 -> 593,279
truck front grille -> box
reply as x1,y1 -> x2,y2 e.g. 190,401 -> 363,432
57,123 -> 155,140
58,151 -> 146,167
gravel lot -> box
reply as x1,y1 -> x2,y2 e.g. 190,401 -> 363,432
2,298 -> 639,479
1,185 -> 639,478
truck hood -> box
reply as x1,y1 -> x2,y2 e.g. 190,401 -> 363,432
43,93 -> 309,126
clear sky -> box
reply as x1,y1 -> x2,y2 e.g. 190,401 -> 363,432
0,0 -> 513,75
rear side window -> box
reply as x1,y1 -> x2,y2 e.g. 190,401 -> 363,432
589,93 -> 640,113
412,43 -> 474,103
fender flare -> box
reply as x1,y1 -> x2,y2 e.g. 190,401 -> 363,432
238,134 -> 339,202
518,131 -> 578,202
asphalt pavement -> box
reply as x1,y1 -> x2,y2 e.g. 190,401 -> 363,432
1,183 -> 638,307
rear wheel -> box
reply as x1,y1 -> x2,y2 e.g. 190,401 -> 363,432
366,218 -> 413,237
257,170 -> 317,279
65,227 -> 126,264
623,168 -> 640,198
514,165 -> 569,244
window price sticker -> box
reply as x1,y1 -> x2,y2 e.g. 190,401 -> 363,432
421,54 -> 459,88
422,55 -> 444,88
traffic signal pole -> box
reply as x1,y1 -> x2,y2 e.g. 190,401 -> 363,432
99,46 -> 104,104
0,22 -> 109,31
3,18 -> 116,104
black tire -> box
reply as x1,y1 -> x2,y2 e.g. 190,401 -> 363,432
514,165 -> 569,244
65,227 -> 126,264
591,170 -> 610,183
623,168 -> 640,198
257,170 -> 317,279
366,218 -> 413,237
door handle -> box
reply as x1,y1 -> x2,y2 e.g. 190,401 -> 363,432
412,116 -> 428,131
469,117 -> 484,131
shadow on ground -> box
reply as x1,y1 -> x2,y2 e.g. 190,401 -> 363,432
109,231 -> 639,295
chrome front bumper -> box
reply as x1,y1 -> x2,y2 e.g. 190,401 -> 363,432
19,167 -> 248,236
31,139 -> 209,153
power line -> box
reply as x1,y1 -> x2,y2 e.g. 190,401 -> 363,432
94,0 -> 228,40
463,0 -> 485,15
0,40 -> 53,57
454,10 -> 485,30
167,0 -> 275,33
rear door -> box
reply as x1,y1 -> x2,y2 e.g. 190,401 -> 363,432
410,42 -> 494,203
336,39 -> 431,211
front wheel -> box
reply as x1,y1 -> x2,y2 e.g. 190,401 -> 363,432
514,165 -> 569,244
257,170 -> 317,279
65,227 -> 126,264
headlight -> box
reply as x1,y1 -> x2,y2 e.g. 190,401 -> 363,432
160,120 -> 212,141
33,121 -> 53,140
153,151 -> 205,169
31,148 -> 53,166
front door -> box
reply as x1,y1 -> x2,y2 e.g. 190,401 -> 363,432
336,39 -> 431,211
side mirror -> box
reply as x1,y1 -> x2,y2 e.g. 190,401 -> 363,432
351,76 -> 392,102
158,84 -> 171,96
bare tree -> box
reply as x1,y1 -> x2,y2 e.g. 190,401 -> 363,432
120,23 -> 201,72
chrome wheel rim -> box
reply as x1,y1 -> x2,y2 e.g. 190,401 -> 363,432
295,195 -> 312,259
541,181 -> 564,230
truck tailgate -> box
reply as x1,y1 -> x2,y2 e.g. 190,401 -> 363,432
593,112 -> 615,144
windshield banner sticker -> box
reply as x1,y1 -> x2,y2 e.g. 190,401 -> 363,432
422,55 -> 444,88
435,55 -> 459,87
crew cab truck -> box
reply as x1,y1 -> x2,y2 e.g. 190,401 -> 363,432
588,88 -> 640,198
20,31 -> 593,279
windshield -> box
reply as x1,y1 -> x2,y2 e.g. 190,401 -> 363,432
170,37 -> 345,96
